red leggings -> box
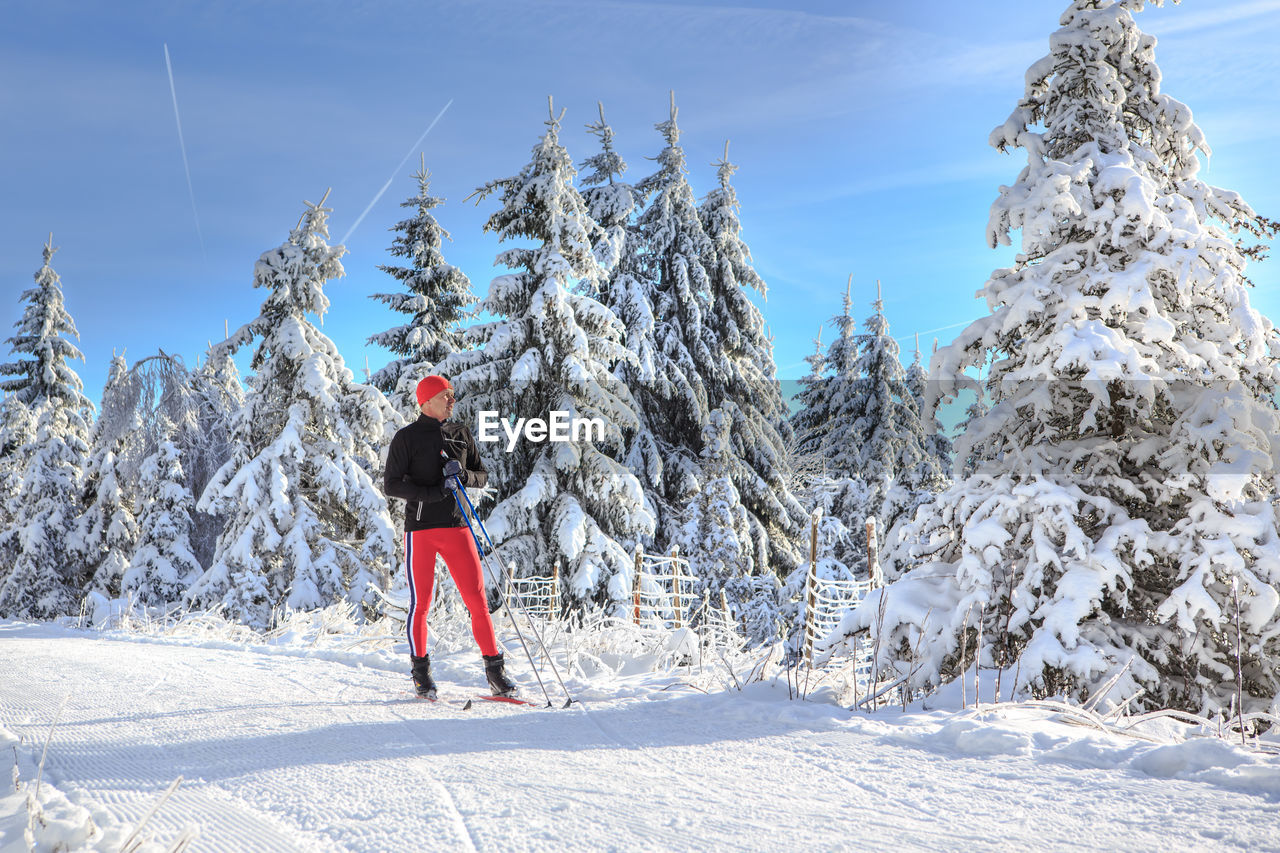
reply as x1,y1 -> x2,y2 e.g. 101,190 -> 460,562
405,526 -> 499,657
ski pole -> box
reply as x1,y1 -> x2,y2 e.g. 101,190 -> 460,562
442,452 -> 575,708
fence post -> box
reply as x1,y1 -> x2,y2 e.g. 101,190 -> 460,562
504,560 -> 514,613
805,507 -> 821,666
632,544 -> 643,625
866,517 -> 881,588
552,560 -> 561,620
671,545 -> 682,628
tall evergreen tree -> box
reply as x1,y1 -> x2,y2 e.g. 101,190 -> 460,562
0,236 -> 93,619
579,103 -> 664,544
367,157 -> 475,416
883,335 -> 954,578
788,281 -> 875,585
699,141 -> 806,578
788,321 -> 874,588
858,304 -> 948,563
0,236 -> 93,413
442,99 -> 653,606
188,193 -> 400,629
0,396 -> 36,537
846,281 -> 929,505
630,92 -> 716,547
838,0 -> 1280,717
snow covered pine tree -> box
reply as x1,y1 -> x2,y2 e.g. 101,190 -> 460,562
579,103 -> 665,547
0,236 -> 94,619
628,93 -> 717,549
827,0 -> 1280,718
367,156 -> 475,418
188,193 -> 400,629
698,141 -> 807,587
441,98 -> 653,609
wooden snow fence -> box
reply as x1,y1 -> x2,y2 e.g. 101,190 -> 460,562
502,560 -> 561,621
630,545 -> 700,630
801,511 -> 877,669
495,549 -> 707,629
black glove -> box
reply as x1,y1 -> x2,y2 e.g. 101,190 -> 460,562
442,458 -> 464,492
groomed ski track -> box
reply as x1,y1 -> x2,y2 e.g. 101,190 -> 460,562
3,621 -> 1279,852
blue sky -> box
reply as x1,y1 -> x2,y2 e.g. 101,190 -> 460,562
4,0 -> 1280,407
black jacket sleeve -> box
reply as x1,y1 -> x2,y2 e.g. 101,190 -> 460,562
383,431 -> 446,503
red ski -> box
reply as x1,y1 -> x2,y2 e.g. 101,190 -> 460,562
463,695 -> 545,709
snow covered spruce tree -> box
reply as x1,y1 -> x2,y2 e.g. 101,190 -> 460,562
784,285 -> 878,646
188,193 -> 400,629
76,353 -> 141,599
848,280 -> 945,524
442,99 -> 653,607
178,345 -> 247,568
0,236 -> 94,619
367,157 -> 475,416
123,440 -> 201,608
882,334 -> 955,578
828,0 -> 1280,717
792,278 -> 861,475
578,103 -> 666,543
786,322 -> 875,579
626,93 -> 717,548
788,282 -> 870,575
699,141 -> 806,580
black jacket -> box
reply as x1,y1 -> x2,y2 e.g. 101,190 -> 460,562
384,416 -> 488,531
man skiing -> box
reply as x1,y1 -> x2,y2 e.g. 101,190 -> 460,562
383,374 -> 517,700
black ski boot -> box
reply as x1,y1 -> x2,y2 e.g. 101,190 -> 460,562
411,654 -> 437,700
483,653 -> 517,697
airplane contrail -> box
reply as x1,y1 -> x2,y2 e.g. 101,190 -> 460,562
340,99 -> 454,246
896,319 -> 971,344
164,43 -> 205,260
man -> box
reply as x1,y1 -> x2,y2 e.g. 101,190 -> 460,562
383,375 -> 516,699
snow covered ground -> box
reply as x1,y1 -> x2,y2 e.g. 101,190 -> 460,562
3,609 -> 1280,852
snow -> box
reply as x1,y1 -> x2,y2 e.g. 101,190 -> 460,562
3,613 -> 1280,852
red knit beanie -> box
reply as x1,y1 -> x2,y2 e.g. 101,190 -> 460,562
415,375 -> 452,406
